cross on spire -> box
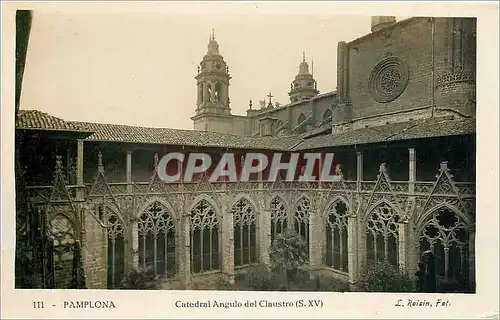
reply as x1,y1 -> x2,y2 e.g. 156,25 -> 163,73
211,29 -> 215,41
302,52 -> 306,62
267,92 -> 274,106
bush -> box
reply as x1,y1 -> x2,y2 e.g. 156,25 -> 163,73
246,264 -> 281,291
269,230 -> 308,282
315,275 -> 351,292
358,260 -> 416,292
120,267 -> 160,290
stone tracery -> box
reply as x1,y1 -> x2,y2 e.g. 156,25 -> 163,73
138,201 -> 176,277
270,196 -> 288,242
190,199 -> 220,273
325,200 -> 349,271
418,206 -> 469,282
232,198 -> 258,266
365,202 -> 400,265
294,197 -> 310,252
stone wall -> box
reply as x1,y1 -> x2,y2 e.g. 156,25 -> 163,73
81,205 -> 108,289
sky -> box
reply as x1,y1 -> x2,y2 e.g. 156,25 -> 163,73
20,6 -> 397,130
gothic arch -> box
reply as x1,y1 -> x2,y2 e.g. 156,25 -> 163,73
415,202 -> 472,235
102,202 -> 125,225
231,194 -> 260,213
232,197 -> 258,266
106,205 -> 126,288
189,196 -> 221,273
322,108 -> 332,122
323,196 -> 351,217
324,198 -> 349,272
364,199 -> 400,265
363,198 -> 400,222
48,211 -> 80,235
48,213 -> 78,288
269,194 -> 289,242
293,195 -> 311,249
415,203 -> 471,286
297,113 -> 306,126
292,193 -> 311,210
137,196 -> 179,222
137,198 -> 178,278
188,194 -> 222,220
267,193 -> 289,211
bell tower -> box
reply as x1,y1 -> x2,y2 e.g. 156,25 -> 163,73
192,31 -> 235,133
288,53 -> 319,103
194,30 -> 232,116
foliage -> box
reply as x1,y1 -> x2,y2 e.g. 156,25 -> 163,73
120,267 -> 160,290
246,264 -> 281,291
269,230 -> 308,277
358,260 -> 416,292
313,274 -> 351,292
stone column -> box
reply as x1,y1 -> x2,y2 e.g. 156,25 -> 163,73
126,150 -> 133,193
308,208 -> 323,274
398,221 -> 408,271
407,148 -> 418,274
347,214 -> 359,283
260,209 -> 271,265
130,218 -> 139,270
221,204 -> 235,284
76,139 -> 84,200
408,148 -> 416,193
356,151 -> 363,190
178,211 -> 191,289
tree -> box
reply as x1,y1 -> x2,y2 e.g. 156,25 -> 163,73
358,260 -> 416,292
120,268 -> 160,290
269,230 -> 308,290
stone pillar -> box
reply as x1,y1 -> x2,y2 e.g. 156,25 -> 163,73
221,205 -> 235,284
76,139 -> 84,200
308,208 -> 323,274
356,151 -> 363,190
126,150 -> 132,193
130,219 -> 139,269
178,212 -> 191,289
408,148 -> 416,193
347,214 -> 359,283
398,221 -> 408,271
260,209 -> 271,265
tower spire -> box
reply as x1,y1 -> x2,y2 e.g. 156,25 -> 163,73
302,52 -> 306,62
211,28 -> 215,41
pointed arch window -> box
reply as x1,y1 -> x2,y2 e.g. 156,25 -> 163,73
294,197 -> 310,253
48,214 -> 76,288
325,201 -> 348,272
190,199 -> 220,273
138,201 -> 176,278
270,197 -> 288,242
232,198 -> 258,266
418,207 -> 470,290
297,113 -> 307,134
107,209 -> 125,288
365,203 -> 399,266
323,109 -> 332,123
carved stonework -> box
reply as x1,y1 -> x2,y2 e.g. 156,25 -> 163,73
368,56 -> 409,103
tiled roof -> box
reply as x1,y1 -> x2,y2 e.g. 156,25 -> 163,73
16,110 -> 91,133
15,110 -> 475,151
292,117 -> 476,151
70,121 -> 301,151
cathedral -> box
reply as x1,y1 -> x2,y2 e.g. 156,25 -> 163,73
15,16 -> 476,292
